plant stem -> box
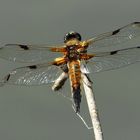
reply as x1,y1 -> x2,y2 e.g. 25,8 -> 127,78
82,74 -> 104,140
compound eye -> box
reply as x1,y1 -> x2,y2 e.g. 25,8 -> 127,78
64,31 -> 81,43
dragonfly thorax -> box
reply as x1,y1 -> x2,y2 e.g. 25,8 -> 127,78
66,45 -> 80,60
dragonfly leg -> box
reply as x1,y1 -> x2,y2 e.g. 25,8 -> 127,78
52,72 -> 68,91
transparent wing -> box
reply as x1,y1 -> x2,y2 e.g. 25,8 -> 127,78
81,46 -> 140,73
0,63 -> 63,86
0,44 -> 65,63
87,22 -> 140,51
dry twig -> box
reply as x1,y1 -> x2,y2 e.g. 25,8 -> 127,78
82,74 -> 103,140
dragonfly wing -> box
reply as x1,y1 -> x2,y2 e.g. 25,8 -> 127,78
81,46 -> 140,73
87,22 -> 140,51
0,63 -> 63,86
0,44 -> 65,63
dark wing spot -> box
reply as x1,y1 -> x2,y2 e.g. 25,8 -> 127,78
137,46 -> 140,48
110,50 -> 118,55
6,74 -> 10,81
28,65 -> 37,69
133,22 -> 140,24
19,45 -> 29,50
112,29 -> 120,35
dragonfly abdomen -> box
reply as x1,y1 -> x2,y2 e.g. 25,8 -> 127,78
68,60 -> 81,112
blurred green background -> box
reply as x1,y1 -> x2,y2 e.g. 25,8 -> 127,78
0,0 -> 140,139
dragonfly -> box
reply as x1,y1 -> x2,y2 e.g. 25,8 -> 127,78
0,22 -> 140,113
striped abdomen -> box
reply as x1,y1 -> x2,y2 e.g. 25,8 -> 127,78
68,60 -> 81,112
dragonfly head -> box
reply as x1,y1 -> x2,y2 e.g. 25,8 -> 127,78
64,31 -> 81,43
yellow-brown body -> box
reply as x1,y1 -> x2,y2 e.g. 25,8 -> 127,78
51,38 -> 94,112
68,60 -> 81,90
